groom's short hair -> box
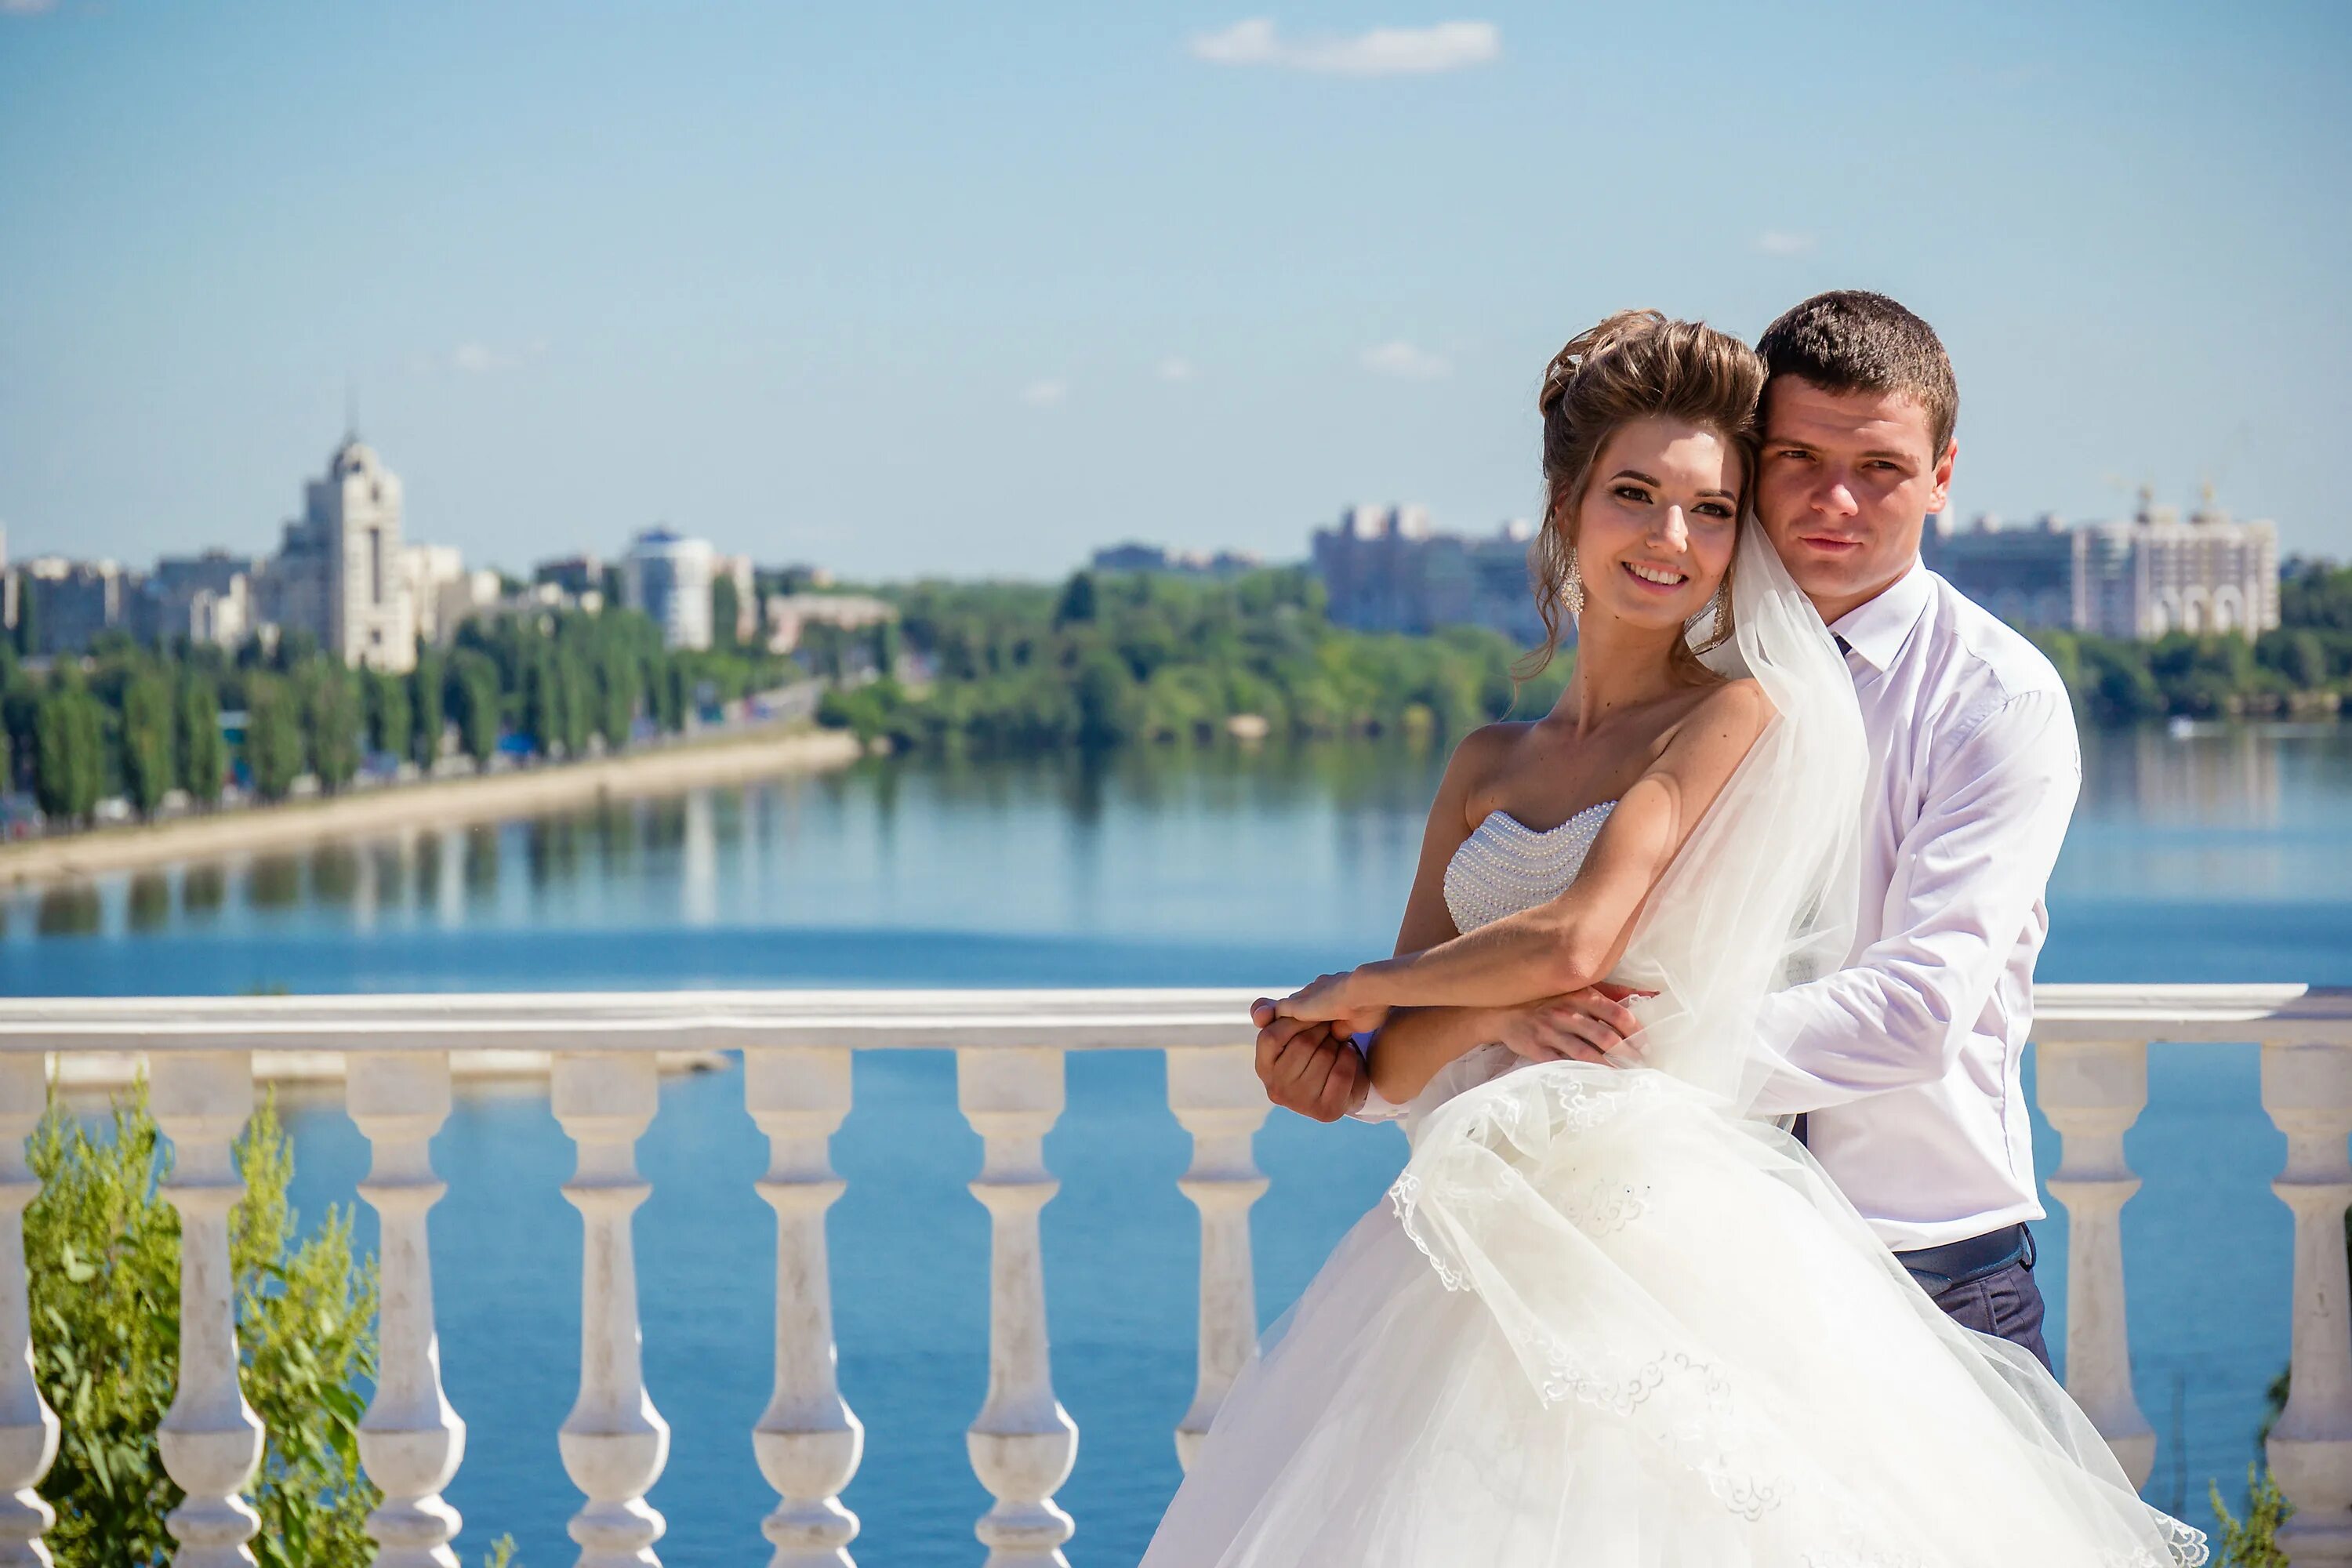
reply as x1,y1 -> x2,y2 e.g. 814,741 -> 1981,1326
1757,291 -> 1958,455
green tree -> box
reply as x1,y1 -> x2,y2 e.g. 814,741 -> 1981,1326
450,652 -> 501,766
34,676 -> 103,825
15,579 -> 38,659
178,673 -> 226,808
303,662 -> 362,791
557,649 -> 593,758
409,651 -> 445,771
367,670 -> 412,764
243,673 -> 305,802
711,575 -> 741,652
118,667 -> 177,818
2,673 -> 38,794
594,649 -> 638,750
1053,572 -> 1098,628
521,656 -> 559,758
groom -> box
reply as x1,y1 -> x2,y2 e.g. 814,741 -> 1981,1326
1254,290 -> 2080,1369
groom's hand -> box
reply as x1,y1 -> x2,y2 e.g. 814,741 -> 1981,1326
1250,997 -> 1369,1123
1492,985 -> 1650,1067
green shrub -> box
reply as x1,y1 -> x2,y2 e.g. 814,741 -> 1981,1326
2209,1463 -> 2290,1566
23,1078 -> 521,1568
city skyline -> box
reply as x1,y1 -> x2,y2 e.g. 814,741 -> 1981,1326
2,2 -> 2345,578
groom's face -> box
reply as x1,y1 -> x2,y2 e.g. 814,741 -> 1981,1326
1755,376 -> 1956,624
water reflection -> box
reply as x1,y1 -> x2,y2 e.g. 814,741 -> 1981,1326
127,872 -> 172,931
36,884 -> 100,937
2,724 -> 2347,953
182,863 -> 225,915
311,844 -> 360,906
249,855 -> 301,909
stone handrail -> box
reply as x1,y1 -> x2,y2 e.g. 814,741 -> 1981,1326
0,983 -> 2338,1565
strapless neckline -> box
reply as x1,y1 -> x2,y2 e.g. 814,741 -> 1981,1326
1472,800 -> 1619,841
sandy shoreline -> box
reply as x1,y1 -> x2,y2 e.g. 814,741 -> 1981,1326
0,724 -> 865,888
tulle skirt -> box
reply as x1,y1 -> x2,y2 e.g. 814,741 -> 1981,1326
1141,1057 -> 2206,1567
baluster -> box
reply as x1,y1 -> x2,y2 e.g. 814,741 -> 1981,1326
350,1052 -> 466,1568
554,1053 -> 670,1568
2037,1034 -> 2155,1486
153,1051 -> 265,1568
957,1047 -> 1076,1567
746,1047 -> 862,1566
1166,1045 -> 1268,1470
2263,1038 -> 2352,1566
0,1055 -> 57,1566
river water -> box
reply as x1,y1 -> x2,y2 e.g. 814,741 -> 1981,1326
4,721 -> 2347,1564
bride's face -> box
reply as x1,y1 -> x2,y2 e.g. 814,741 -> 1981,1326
1566,417 -> 1742,635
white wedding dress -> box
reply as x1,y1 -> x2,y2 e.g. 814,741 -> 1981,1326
1141,532 -> 2207,1567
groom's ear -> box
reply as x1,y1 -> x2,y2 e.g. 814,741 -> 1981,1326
1926,438 -> 1958,516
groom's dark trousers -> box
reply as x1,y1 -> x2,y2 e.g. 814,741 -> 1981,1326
1899,1224 -> 2052,1374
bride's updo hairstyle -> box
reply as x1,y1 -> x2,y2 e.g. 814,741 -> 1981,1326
1525,308 -> 1767,681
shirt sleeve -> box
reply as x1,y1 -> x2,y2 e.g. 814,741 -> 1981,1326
1746,685 -> 2081,1117
1345,1029 -> 1410,1123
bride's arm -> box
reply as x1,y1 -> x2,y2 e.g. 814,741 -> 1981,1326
1310,681 -> 1773,1103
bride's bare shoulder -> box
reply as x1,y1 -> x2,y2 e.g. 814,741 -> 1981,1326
1668,678 -> 1777,752
1446,718 -> 1538,783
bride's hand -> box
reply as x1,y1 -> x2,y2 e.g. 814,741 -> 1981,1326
1275,971 -> 1390,1036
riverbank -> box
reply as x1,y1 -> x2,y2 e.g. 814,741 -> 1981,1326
0,723 -> 864,888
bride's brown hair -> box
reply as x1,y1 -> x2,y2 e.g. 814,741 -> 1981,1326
1523,308 -> 1766,681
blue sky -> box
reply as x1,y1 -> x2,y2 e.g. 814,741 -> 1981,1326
2,1 -> 2346,579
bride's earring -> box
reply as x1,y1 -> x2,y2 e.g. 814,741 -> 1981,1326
1563,550 -> 1585,618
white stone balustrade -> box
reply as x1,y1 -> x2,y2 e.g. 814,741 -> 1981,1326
746,1045 -> 863,1568
1167,1044 -> 1270,1472
152,1050 -> 267,1568
554,1052 -> 671,1568
351,1051 -> 466,1568
0,985 -> 2340,1562
958,1045 -> 1078,1567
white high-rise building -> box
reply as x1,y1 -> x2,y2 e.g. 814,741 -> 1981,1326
260,434 -> 418,671
2077,488 -> 2281,639
622,527 -> 715,650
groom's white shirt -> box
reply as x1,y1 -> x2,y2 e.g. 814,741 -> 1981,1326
1748,559 -> 2079,1250
1355,557 -> 2082,1254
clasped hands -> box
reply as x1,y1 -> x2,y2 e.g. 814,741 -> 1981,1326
1250,972 -> 1653,1123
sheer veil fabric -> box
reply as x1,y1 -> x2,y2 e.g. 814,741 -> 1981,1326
1140,526 -> 2207,1566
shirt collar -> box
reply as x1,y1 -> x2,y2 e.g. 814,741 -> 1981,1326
1827,557 -> 1933,675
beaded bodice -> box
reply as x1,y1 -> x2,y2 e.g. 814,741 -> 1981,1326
1443,800 -> 1618,934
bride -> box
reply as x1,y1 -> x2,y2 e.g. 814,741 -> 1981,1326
1139,312 -> 2206,1565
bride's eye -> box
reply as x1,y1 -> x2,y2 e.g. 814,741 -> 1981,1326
1613,485 -> 1650,504
1696,502 -> 1734,519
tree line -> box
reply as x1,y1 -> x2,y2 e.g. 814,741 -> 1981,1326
2,605 -> 798,829
822,558 -> 2352,758
2029,560 -> 2352,724
818,568 -> 1571,753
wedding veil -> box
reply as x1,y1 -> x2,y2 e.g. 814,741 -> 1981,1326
1606,518 -> 1867,1115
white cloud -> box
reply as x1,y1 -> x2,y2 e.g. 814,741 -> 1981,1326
1189,18 -> 1500,76
1021,378 -> 1069,407
1361,340 -> 1450,379
0,0 -> 58,15
1755,230 -> 1817,257
1156,356 -> 1196,383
